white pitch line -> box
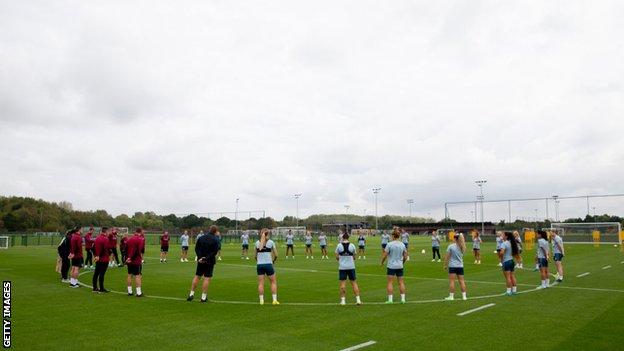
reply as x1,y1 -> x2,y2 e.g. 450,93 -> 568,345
602,265 -> 612,270
576,272 -> 590,278
339,340 -> 377,351
457,303 -> 496,316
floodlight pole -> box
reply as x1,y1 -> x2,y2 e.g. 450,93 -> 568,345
372,188 -> 381,230
586,196 -> 590,217
407,199 -> 414,218
475,180 -> 487,235
294,194 -> 302,227
552,195 -> 559,222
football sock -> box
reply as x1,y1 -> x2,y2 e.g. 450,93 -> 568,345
400,294 -> 405,303
272,294 -> 277,302
189,291 -> 195,297
259,295 -> 264,304
355,296 -> 361,304
387,295 -> 393,303
127,286 -> 133,294
136,287 -> 142,295
201,293 -> 207,300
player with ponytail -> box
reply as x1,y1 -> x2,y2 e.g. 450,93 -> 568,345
500,231 -> 519,295
255,228 -> 279,305
444,232 -> 467,300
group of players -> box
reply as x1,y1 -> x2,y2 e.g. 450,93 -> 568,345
56,224 -> 566,305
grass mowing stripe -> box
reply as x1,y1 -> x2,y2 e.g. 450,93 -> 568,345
457,303 -> 496,316
339,340 -> 377,351
576,272 -> 590,277
602,265 -> 612,269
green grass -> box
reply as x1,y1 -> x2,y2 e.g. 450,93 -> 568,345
2,237 -> 624,350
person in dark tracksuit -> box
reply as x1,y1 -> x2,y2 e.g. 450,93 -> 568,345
57,230 -> 72,283
93,227 -> 111,293
187,225 -> 221,302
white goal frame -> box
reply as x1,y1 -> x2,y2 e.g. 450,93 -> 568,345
0,236 -> 9,249
272,226 -> 307,241
550,222 -> 622,244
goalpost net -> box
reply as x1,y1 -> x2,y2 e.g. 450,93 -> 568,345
0,236 -> 9,249
550,222 -> 623,245
272,227 -> 307,242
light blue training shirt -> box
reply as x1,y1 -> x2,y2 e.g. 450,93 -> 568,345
384,241 -> 406,269
335,242 -> 356,270
446,243 -> 464,268
256,239 -> 275,265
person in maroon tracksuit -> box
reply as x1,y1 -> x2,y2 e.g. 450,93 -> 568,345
68,227 -> 83,288
108,229 -> 121,267
84,227 -> 95,269
125,228 -> 145,297
160,231 -> 170,263
93,227 -> 111,293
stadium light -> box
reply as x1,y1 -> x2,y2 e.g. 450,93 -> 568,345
372,188 -> 381,230
294,194 -> 302,227
552,195 -> 560,221
407,199 -> 414,219
475,180 -> 487,235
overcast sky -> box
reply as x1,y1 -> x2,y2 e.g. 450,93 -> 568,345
1,1 -> 623,222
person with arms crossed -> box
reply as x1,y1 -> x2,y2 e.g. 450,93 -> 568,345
68,227 -> 83,288
472,231 -> 482,265
284,230 -> 295,259
93,227 -> 111,293
84,227 -> 95,269
187,225 -> 221,302
357,233 -> 366,259
431,230 -> 441,262
552,231 -> 565,282
536,230 -> 550,289
444,233 -> 467,301
381,227 -> 408,304
319,232 -> 329,259
335,233 -> 362,305
160,231 -> 170,263
240,231 -> 250,260
180,230 -> 190,262
125,228 -> 145,297
57,229 -> 72,283
500,232 -> 519,296
304,231 -> 314,259
256,229 -> 279,305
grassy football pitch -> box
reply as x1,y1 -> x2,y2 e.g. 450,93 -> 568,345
2,237 -> 624,350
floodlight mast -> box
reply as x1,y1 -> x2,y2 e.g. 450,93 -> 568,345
475,180 -> 487,235
372,188 -> 381,230
407,199 -> 414,218
294,194 -> 302,227
235,198 -> 239,233
344,205 -> 350,234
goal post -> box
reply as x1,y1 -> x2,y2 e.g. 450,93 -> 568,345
550,222 -> 622,244
272,226 -> 307,242
0,236 -> 9,249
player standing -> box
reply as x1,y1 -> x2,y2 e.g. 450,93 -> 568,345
472,231 -> 482,264
57,229 -> 72,283
401,229 -> 410,261
119,233 -> 128,266
285,230 -> 295,259
335,233 -> 362,305
357,233 -> 366,259
495,231 -> 504,267
536,230 -> 550,289
319,232 -> 328,259
216,231 -> 223,261
380,231 -> 390,250
195,230 -> 204,262
180,230 -> 190,262
84,227 -> 95,269
304,231 -> 314,259
552,231 -> 565,282
500,232 -> 519,295
431,230 -> 441,262
125,228 -> 145,297
108,229 -> 121,268
443,233 -> 467,301
240,231 -> 250,260
513,231 -> 524,269
187,225 -> 221,302
159,231 -> 170,263
255,229 -> 279,305
92,227 -> 110,293
381,227 -> 407,304
68,227 -> 83,288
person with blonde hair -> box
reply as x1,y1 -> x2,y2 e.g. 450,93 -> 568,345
444,232 -> 467,301
513,231 -> 524,269
472,230 -> 482,264
256,228 -> 279,305
381,227 -> 408,304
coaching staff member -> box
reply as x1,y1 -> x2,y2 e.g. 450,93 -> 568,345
186,225 -> 221,302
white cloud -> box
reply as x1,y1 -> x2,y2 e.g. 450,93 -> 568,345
1,0 -> 624,222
